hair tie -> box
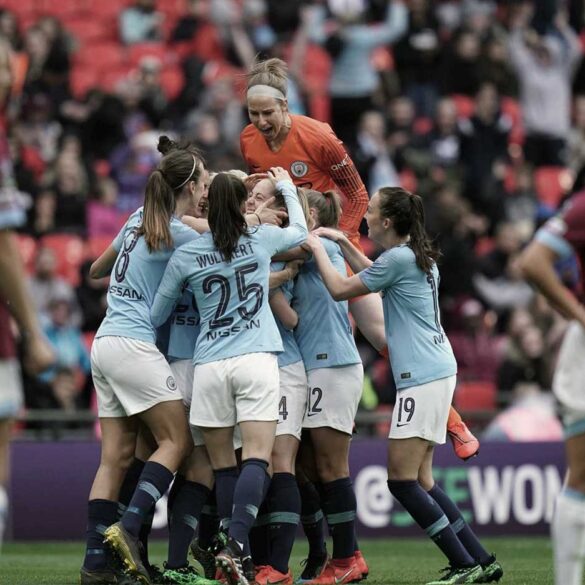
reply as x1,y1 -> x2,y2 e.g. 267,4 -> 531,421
174,155 -> 197,190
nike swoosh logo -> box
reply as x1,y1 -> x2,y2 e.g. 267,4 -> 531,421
335,569 -> 354,584
396,423 -> 409,427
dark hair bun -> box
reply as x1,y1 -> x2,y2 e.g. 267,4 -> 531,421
157,135 -> 179,156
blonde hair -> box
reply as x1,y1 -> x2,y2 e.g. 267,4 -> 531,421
306,189 -> 341,228
246,57 -> 288,98
226,169 -> 249,181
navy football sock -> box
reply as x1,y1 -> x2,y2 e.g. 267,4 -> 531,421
214,466 -> 239,532
167,481 -> 211,569
322,477 -> 357,560
267,473 -> 301,574
229,459 -> 269,549
299,481 -> 327,558
121,461 -> 174,537
428,484 -> 491,565
118,458 -> 146,515
139,509 -> 154,566
198,487 -> 219,550
388,480 -> 475,568
83,499 -> 119,570
167,474 -> 187,527
249,469 -> 272,565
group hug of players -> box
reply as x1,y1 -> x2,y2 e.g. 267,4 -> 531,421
79,59 -> 504,585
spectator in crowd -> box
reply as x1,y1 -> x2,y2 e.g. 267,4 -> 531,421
459,82 -> 511,222
567,94 -> 585,173
482,380 -> 563,441
171,0 -> 209,43
508,6 -> 582,167
393,0 -> 442,117
76,260 -> 108,333
478,34 -> 518,97
27,246 -> 81,326
496,324 -> 552,405
439,28 -> 482,96
387,95 -> 416,171
353,109 -> 400,193
0,9 -> 22,51
27,188 -> 57,237
86,178 -> 126,239
448,297 -> 503,384
309,0 -> 408,144
119,0 -> 164,45
37,296 -> 91,387
503,163 -> 538,241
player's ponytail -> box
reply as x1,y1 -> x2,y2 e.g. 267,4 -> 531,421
138,136 -> 204,252
208,173 -> 249,262
246,57 -> 288,99
378,187 -> 439,273
306,189 -> 341,228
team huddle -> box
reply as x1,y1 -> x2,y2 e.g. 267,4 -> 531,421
80,59 -> 504,585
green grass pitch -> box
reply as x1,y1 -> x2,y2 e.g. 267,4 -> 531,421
0,537 -> 553,584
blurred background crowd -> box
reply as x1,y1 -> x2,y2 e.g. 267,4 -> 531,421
0,0 -> 581,442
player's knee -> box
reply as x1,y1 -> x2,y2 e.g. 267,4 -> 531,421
315,456 -> 349,482
271,449 -> 295,474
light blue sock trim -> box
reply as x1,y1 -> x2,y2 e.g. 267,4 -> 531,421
183,514 -> 198,530
301,510 -> 324,524
255,512 -> 301,526
325,510 -> 356,525
564,417 -> 585,439
426,515 -> 450,539
137,481 -> 162,502
87,549 -> 105,555
95,524 -> 108,536
244,504 -> 259,518
220,518 -> 231,529
563,487 -> 585,502
127,506 -> 144,517
452,518 -> 466,534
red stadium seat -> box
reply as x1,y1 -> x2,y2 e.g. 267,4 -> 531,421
85,0 -> 131,20
454,381 -> 497,412
36,0 -> 86,17
86,235 -> 113,260
65,18 -> 109,45
160,67 -> 185,100
399,169 -> 417,193
127,42 -> 168,67
475,237 -> 495,256
82,331 -> 96,353
74,42 -> 127,73
40,234 -> 85,286
451,94 -> 475,119
16,234 -> 37,274
359,235 -> 378,259
413,117 -> 433,135
534,166 -> 571,208
69,67 -> 100,99
1,0 -> 37,16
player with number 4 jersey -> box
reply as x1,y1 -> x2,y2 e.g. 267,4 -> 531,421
307,187 -> 502,585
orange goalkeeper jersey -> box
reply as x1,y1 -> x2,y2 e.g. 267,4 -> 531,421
240,115 -> 369,249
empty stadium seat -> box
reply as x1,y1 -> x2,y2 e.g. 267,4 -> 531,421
69,67 -> 99,99
86,235 -> 112,260
451,94 -> 475,119
160,67 -> 185,100
36,0 -> 86,18
85,0 -> 131,20
82,331 -> 96,353
65,18 -> 109,45
454,380 -> 497,412
399,169 -> 417,193
534,166 -> 570,208
40,234 -> 85,286
127,42 -> 168,67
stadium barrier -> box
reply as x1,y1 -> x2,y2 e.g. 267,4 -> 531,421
8,439 -> 563,540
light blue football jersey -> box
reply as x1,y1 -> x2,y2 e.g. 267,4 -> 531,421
167,287 -> 200,362
359,244 -> 457,389
292,237 -> 361,371
270,261 -> 303,368
151,179 -> 308,364
96,207 -> 199,344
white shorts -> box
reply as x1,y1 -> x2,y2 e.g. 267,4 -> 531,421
0,359 -> 23,419
170,359 -> 242,449
91,336 -> 182,418
553,322 -> 585,437
276,361 -> 308,440
389,375 -> 457,444
190,353 -> 279,428
303,364 -> 364,435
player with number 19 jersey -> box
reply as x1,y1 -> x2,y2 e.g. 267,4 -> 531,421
359,244 -> 457,390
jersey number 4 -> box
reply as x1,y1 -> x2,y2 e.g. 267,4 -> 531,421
202,263 -> 263,329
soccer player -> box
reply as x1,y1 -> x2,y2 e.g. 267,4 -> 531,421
293,190 -> 365,585
81,137 -> 205,585
306,187 -> 503,585
151,167 -> 308,585
518,193 -> 585,585
240,57 -> 479,462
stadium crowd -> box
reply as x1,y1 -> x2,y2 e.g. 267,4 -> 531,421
0,0 -> 582,440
